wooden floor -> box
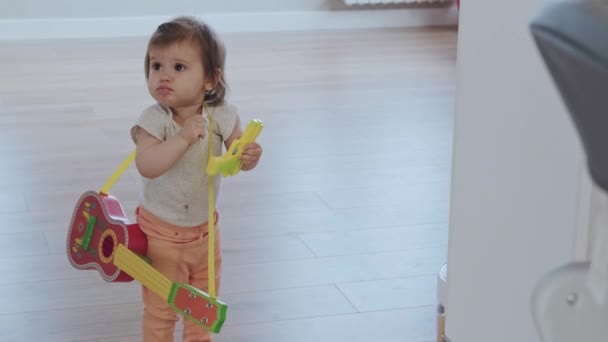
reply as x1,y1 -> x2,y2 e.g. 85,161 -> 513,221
0,26 -> 457,342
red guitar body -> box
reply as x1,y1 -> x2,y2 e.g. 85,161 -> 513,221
67,190 -> 147,282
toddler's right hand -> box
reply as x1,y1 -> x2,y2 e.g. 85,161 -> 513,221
178,115 -> 207,144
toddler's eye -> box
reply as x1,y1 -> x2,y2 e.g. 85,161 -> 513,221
175,63 -> 186,72
151,63 -> 161,71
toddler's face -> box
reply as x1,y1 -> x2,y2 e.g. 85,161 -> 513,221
147,41 -> 212,109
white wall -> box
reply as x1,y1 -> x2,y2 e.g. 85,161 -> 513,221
0,0 -> 458,40
445,0 -> 591,342
0,0 -> 334,19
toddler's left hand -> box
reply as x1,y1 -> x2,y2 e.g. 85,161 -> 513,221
240,142 -> 262,170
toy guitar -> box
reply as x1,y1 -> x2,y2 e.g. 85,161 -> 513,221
66,190 -> 227,333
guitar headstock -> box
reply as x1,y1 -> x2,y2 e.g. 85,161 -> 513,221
168,283 -> 228,334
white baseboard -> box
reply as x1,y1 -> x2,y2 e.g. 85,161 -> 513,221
0,7 -> 458,41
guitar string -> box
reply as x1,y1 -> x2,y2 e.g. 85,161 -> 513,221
114,246 -> 215,324
115,259 -> 168,297
114,245 -> 172,297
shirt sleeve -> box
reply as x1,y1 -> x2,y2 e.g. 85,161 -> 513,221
130,105 -> 169,144
209,102 -> 239,142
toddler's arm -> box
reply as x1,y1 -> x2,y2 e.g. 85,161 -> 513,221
133,127 -> 190,178
134,114 -> 207,178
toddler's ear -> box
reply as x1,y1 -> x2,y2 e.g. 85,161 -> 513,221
205,68 -> 222,91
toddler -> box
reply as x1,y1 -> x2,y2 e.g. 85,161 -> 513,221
130,16 -> 262,342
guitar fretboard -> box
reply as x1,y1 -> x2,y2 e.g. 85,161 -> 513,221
113,244 -> 172,300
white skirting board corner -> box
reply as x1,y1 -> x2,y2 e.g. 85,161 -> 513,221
0,7 -> 458,41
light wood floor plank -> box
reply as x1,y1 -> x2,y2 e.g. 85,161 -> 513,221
220,247 -> 447,294
336,275 -> 438,312
212,306 -> 438,342
298,224 -> 448,257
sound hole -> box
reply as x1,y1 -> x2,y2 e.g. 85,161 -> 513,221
102,235 -> 115,258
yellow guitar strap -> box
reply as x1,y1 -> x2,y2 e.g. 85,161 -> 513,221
100,106 -> 217,299
205,106 -> 217,298
99,151 -> 135,196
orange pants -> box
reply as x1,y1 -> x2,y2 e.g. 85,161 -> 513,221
136,206 -> 222,342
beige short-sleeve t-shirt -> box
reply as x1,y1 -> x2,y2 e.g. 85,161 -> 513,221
130,102 -> 239,227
